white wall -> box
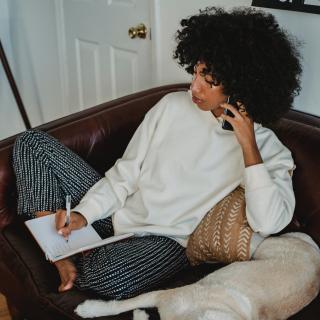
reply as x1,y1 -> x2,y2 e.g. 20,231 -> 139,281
2,0 -> 319,141
261,8 -> 320,116
8,0 -> 65,127
154,0 -> 320,116
0,0 -> 25,140
3,0 -> 154,140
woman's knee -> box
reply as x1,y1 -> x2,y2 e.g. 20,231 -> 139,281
13,129 -> 54,158
14,130 -> 45,150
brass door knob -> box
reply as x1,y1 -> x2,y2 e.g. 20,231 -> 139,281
128,23 -> 147,39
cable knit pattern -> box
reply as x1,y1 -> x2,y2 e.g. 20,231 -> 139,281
186,186 -> 253,265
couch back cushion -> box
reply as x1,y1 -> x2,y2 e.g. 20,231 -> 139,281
0,85 -> 320,246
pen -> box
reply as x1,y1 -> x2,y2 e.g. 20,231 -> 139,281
65,195 -> 71,242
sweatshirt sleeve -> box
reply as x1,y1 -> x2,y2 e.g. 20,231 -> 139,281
73,95 -> 168,225
244,128 -> 296,236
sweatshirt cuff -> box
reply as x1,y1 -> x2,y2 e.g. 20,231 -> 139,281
244,163 -> 273,191
72,202 -> 102,226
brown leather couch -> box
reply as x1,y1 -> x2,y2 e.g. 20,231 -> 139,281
0,84 -> 319,319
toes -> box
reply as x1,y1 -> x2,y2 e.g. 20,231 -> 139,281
56,259 -> 77,292
64,281 -> 74,291
58,283 -> 72,292
58,274 -> 76,292
58,278 -> 75,292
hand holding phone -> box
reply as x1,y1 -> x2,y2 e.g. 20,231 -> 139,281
221,95 -> 238,131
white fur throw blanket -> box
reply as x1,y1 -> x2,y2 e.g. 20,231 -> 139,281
75,232 -> 320,320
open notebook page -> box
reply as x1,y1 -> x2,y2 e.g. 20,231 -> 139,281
25,214 -> 133,262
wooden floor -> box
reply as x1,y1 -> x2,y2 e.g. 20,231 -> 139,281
0,294 -> 11,320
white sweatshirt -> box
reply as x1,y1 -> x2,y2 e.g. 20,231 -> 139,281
73,91 -> 295,247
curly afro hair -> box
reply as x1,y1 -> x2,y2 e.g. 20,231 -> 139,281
174,7 -> 302,125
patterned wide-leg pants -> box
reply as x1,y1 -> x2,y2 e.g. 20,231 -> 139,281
12,130 -> 189,299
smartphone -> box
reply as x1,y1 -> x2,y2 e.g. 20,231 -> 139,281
221,95 -> 238,131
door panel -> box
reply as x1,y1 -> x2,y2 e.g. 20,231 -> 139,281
62,0 -> 152,112
75,38 -> 102,109
110,46 -> 138,98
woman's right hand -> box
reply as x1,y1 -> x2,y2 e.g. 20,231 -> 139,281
55,209 -> 88,239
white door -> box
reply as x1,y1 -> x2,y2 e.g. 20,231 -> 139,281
61,0 -> 152,112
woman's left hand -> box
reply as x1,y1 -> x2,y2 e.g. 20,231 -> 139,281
220,102 -> 263,167
220,102 -> 255,148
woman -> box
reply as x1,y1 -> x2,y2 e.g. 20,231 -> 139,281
13,7 -> 301,299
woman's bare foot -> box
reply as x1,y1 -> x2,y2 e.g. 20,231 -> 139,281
35,211 -> 77,291
54,258 -> 77,292
35,210 -> 53,218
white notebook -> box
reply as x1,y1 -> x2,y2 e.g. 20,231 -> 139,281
25,214 -> 134,262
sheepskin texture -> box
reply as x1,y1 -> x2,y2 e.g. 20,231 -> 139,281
133,309 -> 149,320
75,233 -> 320,320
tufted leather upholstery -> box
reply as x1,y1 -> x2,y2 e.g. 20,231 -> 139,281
0,84 -> 319,319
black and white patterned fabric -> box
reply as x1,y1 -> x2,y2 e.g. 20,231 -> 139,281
12,130 -> 189,299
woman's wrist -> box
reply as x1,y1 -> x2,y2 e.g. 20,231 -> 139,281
242,142 -> 263,167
